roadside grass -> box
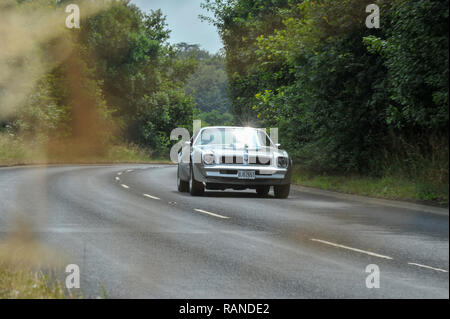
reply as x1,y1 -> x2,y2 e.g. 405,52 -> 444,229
105,144 -> 171,164
0,221 -> 107,299
0,221 -> 70,299
0,266 -> 67,299
0,134 -> 172,166
0,134 -> 42,166
292,167 -> 449,206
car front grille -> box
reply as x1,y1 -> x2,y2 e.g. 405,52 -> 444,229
221,156 -> 243,164
220,155 -> 272,165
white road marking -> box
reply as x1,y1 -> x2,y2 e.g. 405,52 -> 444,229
408,263 -> 448,273
117,172 -> 122,176
143,194 -> 160,200
126,169 -> 133,173
194,209 -> 229,219
121,184 -> 129,189
311,239 -> 393,260
115,177 -> 120,181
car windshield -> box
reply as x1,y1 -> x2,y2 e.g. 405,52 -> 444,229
196,128 -> 274,148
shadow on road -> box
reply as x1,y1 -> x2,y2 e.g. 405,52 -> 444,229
172,190 -> 274,199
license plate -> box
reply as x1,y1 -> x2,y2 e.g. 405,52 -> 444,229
238,170 -> 256,180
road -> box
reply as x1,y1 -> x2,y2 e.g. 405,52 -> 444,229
0,164 -> 448,298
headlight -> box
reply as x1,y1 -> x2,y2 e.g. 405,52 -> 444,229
202,153 -> 215,165
277,156 -> 288,168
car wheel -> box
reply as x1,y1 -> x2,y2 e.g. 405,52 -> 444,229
177,166 -> 189,192
256,186 -> 270,197
274,184 -> 290,199
189,166 -> 204,196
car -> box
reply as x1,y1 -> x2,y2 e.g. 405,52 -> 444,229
177,126 -> 292,198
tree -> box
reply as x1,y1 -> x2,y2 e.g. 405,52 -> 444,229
202,0 -> 449,176
80,0 -> 197,154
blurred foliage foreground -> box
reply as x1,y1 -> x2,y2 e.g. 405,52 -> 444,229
0,0 -> 202,163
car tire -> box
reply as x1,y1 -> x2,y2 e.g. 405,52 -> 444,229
189,166 -> 204,196
256,186 -> 270,197
274,184 -> 290,199
177,166 -> 189,192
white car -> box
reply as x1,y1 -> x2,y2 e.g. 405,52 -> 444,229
177,126 -> 292,198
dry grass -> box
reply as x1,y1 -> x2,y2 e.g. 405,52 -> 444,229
0,266 -> 67,299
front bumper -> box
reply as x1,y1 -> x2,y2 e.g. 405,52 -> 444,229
193,163 -> 292,187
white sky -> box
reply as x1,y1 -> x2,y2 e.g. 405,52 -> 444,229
130,0 -> 223,53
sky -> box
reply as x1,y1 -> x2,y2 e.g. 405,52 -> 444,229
130,0 -> 223,53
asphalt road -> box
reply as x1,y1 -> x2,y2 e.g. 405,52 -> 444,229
0,164 -> 448,298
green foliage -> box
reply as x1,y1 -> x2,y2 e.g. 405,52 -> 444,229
177,44 -> 231,114
133,88 -> 195,154
175,42 -> 234,126
197,109 -> 234,126
14,72 -> 70,137
201,0 -> 291,124
80,1 -> 197,154
364,0 -> 449,131
205,0 -> 449,187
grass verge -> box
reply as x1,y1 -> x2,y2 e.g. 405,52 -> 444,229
0,134 -> 172,166
0,222 -> 74,299
292,167 -> 449,206
0,266 -> 67,299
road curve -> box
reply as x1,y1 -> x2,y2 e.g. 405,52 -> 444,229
0,164 -> 448,298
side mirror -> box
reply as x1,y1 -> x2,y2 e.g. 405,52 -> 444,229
185,141 -> 191,146
275,143 -> 281,148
